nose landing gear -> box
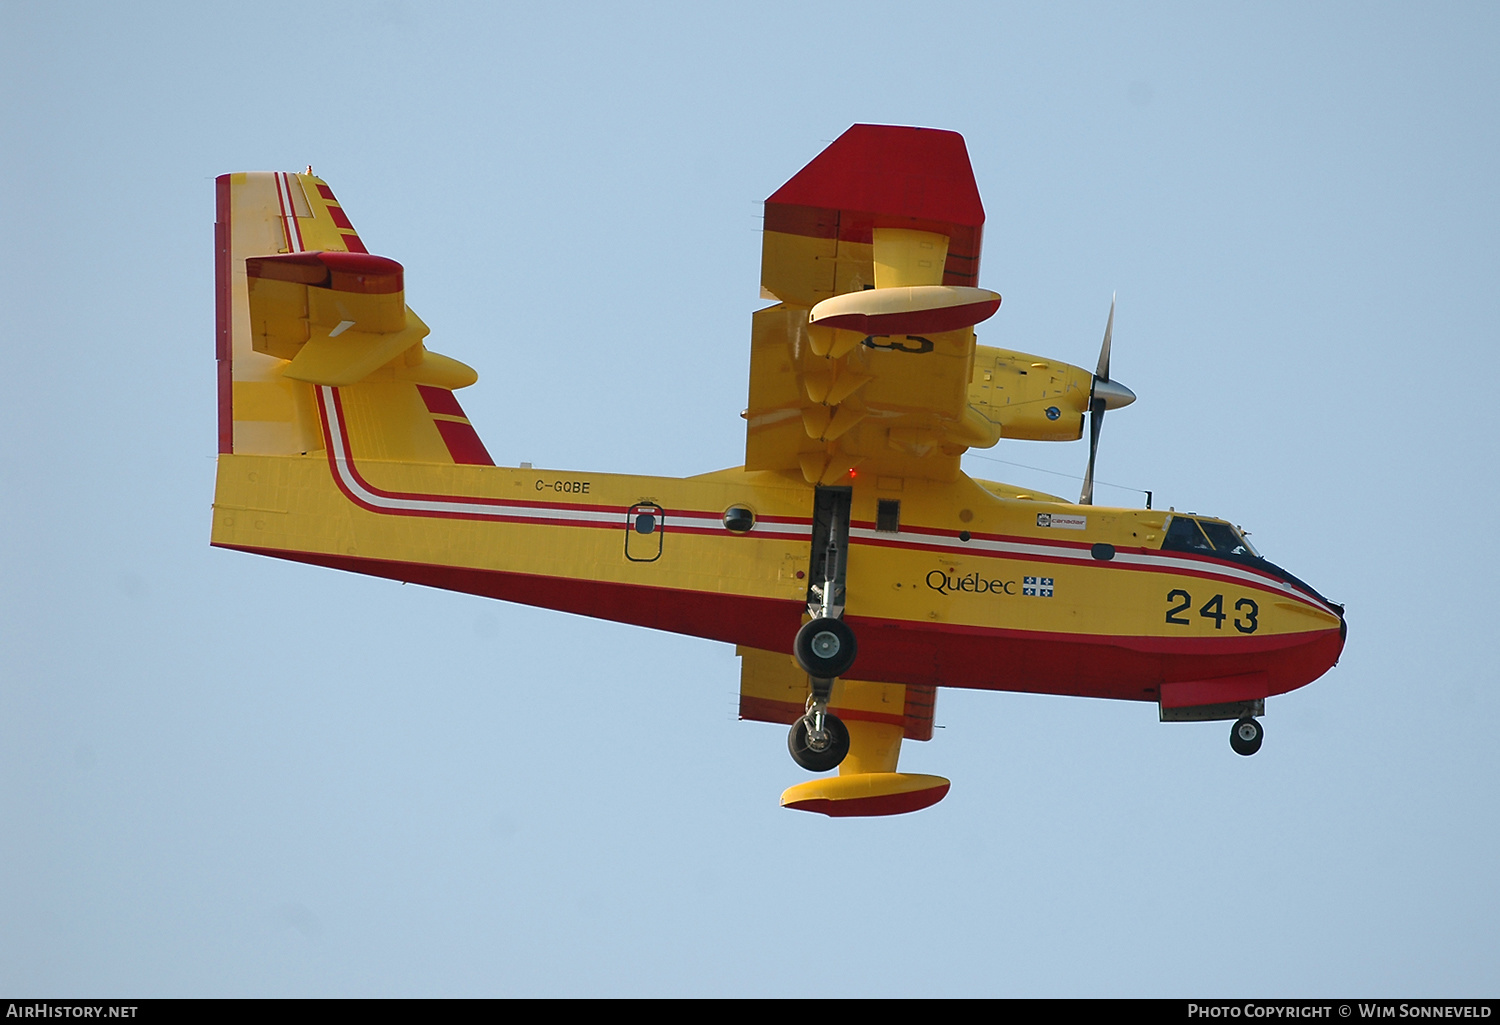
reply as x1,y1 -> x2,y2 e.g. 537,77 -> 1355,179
1230,716 -> 1264,756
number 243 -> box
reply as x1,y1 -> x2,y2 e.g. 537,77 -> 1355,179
1165,590 -> 1258,633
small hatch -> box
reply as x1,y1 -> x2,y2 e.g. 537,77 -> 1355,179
876,499 -> 901,533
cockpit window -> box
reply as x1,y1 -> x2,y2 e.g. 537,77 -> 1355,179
1163,515 -> 1259,557
1164,515 -> 1213,551
1160,515 -> 1320,601
1199,520 -> 1257,557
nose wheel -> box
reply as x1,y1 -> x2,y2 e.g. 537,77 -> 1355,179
1230,716 -> 1263,756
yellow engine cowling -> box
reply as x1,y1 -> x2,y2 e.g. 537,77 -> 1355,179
967,345 -> 1093,442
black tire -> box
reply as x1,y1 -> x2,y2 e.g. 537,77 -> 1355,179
787,713 -> 851,772
1230,716 -> 1264,756
794,618 -> 858,679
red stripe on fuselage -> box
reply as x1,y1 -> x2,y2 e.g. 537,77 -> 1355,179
213,542 -> 1342,701
850,530 -> 1321,607
315,386 -> 1330,613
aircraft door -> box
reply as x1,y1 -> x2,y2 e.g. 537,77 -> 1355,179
626,502 -> 664,562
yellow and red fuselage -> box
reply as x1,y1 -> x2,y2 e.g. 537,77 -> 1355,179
212,380 -> 1344,706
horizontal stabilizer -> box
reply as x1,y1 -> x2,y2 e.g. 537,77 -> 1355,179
246,251 -> 451,387
284,318 -> 429,387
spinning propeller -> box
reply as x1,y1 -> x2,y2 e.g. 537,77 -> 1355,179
1079,295 -> 1137,505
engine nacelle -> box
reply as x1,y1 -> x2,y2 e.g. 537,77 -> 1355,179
967,345 -> 1094,442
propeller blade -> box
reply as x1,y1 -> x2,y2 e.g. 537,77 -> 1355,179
1082,296 -> 1117,506
1080,398 -> 1105,505
1096,292 -> 1116,380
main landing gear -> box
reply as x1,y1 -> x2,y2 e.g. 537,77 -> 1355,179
788,699 -> 850,772
789,487 -> 857,772
1230,716 -> 1264,756
794,617 -> 857,679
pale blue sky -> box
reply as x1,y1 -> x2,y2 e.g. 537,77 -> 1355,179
2,1 -> 1497,996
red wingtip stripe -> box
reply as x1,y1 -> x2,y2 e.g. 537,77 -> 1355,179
765,124 -> 986,286
815,297 -> 1001,336
342,234 -> 369,253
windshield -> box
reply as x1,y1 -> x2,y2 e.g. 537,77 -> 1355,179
1198,519 -> 1258,557
1164,516 -> 1259,557
1164,515 -> 1213,551
1159,515 -> 1331,602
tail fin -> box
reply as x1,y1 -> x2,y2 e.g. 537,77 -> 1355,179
214,171 -> 492,465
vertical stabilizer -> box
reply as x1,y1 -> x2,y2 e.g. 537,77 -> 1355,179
213,171 -> 490,465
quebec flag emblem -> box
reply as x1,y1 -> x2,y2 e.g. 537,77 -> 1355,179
1023,576 -> 1054,597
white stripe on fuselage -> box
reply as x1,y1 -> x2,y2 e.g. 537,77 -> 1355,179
319,386 -> 804,534
318,387 -> 1327,611
850,526 -> 1322,605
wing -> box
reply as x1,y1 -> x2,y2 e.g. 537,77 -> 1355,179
745,126 -> 1096,484
746,126 -> 1000,484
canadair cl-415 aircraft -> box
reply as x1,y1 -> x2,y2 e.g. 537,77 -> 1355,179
211,125 -> 1346,817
